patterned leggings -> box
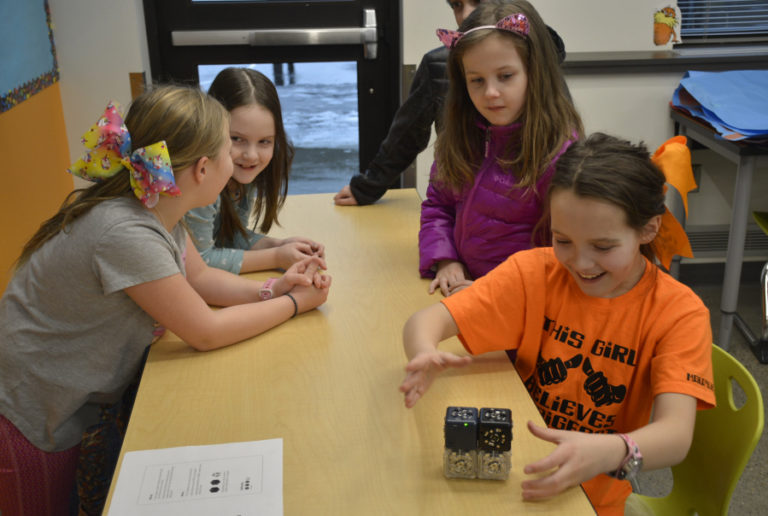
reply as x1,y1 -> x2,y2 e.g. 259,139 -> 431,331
0,414 -> 79,516
75,379 -> 139,515
0,350 -> 145,516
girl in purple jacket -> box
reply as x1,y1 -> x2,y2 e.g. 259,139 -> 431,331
421,0 -> 583,296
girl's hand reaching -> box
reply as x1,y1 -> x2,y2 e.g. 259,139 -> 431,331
399,351 -> 472,408
429,260 -> 471,297
273,238 -> 325,269
333,185 -> 359,206
446,279 -> 473,296
521,421 -> 626,501
278,255 -> 331,313
272,256 -> 327,297
281,236 -> 325,258
251,236 -> 325,270
287,273 -> 331,314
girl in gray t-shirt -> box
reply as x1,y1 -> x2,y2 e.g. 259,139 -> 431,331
0,85 -> 331,516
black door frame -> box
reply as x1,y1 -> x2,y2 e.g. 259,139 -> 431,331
142,0 -> 401,175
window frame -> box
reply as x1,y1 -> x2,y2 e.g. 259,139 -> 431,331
676,0 -> 768,46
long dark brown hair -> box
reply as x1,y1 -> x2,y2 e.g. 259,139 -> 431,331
16,85 -> 229,267
436,0 -> 582,191
207,67 -> 294,246
548,132 -> 667,263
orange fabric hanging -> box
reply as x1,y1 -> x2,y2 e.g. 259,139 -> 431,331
650,136 -> 695,269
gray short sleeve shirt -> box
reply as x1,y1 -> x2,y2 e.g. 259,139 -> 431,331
0,196 -> 186,451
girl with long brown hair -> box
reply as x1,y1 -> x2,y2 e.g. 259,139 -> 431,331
420,0 -> 582,296
186,67 -> 325,274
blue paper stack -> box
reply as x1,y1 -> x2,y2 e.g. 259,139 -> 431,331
672,70 -> 768,145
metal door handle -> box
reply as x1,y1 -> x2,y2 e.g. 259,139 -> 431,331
172,8 -> 378,59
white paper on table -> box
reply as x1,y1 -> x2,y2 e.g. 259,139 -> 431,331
108,439 -> 282,516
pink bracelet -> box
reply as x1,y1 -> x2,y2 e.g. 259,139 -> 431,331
259,277 -> 277,301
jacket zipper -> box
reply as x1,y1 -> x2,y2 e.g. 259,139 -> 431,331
458,126 -> 492,252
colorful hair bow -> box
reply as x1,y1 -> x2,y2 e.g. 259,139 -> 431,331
67,102 -> 180,208
436,13 -> 530,49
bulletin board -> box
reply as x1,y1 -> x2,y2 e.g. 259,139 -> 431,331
0,0 -> 59,113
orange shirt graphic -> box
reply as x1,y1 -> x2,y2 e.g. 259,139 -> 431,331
442,247 -> 715,515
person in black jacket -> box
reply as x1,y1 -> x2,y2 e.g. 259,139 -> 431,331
333,0 -> 567,206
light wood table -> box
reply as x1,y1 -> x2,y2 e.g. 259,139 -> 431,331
105,189 -> 595,515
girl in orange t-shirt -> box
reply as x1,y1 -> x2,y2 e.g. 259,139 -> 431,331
399,133 -> 715,515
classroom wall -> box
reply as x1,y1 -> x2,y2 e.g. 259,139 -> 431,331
0,84 -> 73,292
45,0 -> 767,244
0,2 -> 73,292
48,0 -> 150,189
404,0 -> 662,61
0,0 -> 151,292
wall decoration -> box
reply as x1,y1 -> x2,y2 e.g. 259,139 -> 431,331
0,0 -> 59,113
654,4 -> 682,46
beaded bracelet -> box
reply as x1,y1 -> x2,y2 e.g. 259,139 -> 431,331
284,293 -> 298,318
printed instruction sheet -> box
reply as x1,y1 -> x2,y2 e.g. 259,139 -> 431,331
108,439 -> 282,516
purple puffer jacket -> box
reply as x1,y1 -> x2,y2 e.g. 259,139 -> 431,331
419,122 -> 573,279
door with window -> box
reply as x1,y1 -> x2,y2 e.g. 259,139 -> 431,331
143,0 -> 400,194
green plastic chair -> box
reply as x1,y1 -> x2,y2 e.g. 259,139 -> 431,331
754,211 -> 768,236
626,344 -> 764,516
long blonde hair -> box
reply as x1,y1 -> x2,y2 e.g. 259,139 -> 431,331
16,85 -> 229,266
436,0 -> 583,191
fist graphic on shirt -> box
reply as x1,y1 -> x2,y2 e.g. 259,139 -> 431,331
537,354 -> 583,385
582,357 -> 627,407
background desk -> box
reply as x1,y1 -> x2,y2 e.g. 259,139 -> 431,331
672,110 -> 768,363
104,189 -> 595,515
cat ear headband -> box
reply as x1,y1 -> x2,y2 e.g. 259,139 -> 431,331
67,102 -> 180,209
436,13 -> 530,49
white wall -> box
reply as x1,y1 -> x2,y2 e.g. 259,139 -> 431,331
403,0 -> 456,63
49,0 -> 150,188
535,0 -> 665,53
